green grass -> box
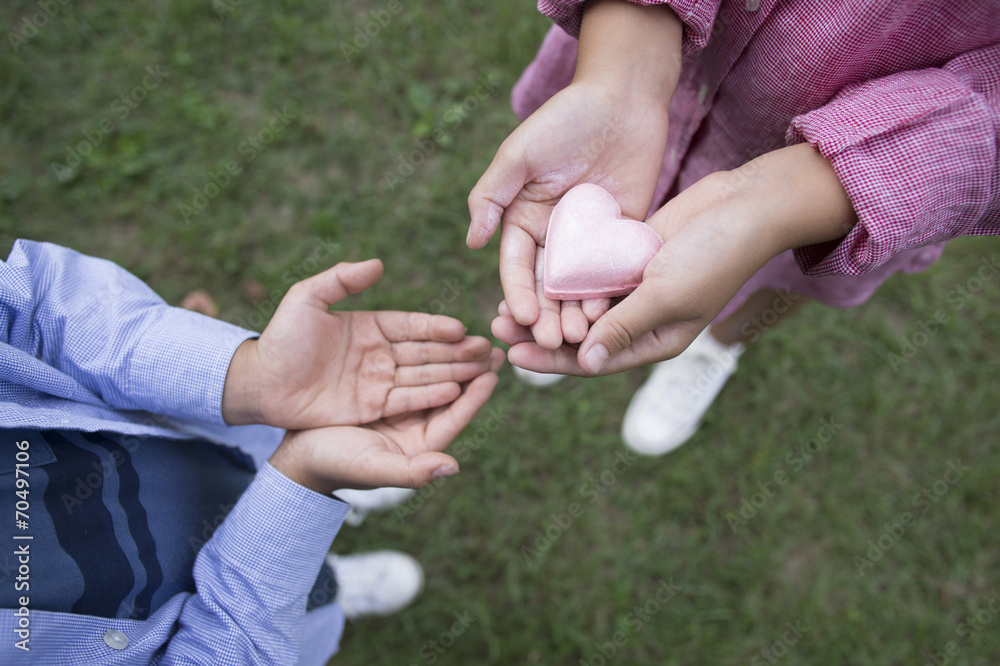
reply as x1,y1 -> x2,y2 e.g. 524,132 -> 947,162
2,1 -> 999,664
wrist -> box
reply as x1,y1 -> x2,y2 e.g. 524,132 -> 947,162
221,338 -> 266,426
269,433 -> 342,496
724,144 -> 858,252
574,0 -> 683,108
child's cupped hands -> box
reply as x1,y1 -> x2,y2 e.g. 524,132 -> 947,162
466,78 -> 672,350
493,144 -> 858,375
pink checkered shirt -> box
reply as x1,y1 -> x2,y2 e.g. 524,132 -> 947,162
533,0 -> 1000,277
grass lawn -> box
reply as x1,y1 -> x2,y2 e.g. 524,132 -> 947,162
2,0 -> 998,664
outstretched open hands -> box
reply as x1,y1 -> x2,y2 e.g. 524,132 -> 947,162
221,259 -> 504,493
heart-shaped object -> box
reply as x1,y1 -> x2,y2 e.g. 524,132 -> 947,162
543,183 -> 663,300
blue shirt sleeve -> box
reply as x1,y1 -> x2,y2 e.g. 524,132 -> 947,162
0,240 -> 255,425
0,462 -> 349,665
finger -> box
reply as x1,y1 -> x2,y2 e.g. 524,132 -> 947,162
467,140 -> 528,249
560,300 -> 589,344
298,259 -> 384,306
395,360 -> 493,387
345,449 -> 461,489
407,452 -> 462,487
499,223 -> 541,326
375,311 -> 468,343
384,382 -> 463,417
529,247 -> 564,349
577,276 -> 681,374
498,300 -> 510,317
581,298 -> 611,323
508,342 -> 585,375
491,315 -> 536,346
393,337 -> 492,365
425,371 -> 501,448
509,328 -> 694,376
489,347 -> 506,372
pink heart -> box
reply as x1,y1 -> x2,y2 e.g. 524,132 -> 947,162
543,184 -> 663,300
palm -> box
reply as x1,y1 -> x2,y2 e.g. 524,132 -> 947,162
258,310 -> 390,424
230,259 -> 494,430
257,306 -> 491,427
281,422 -> 443,493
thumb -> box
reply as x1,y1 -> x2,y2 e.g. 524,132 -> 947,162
353,450 -> 459,489
300,258 -> 384,306
408,452 -> 460,488
467,140 -> 529,249
577,278 -> 669,374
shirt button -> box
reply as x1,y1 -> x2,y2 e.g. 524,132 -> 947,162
745,0 -> 760,10
697,83 -> 709,104
103,629 -> 129,650
667,147 -> 677,165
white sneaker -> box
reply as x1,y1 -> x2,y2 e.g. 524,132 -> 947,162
334,487 -> 416,526
621,328 -> 744,456
513,365 -> 566,387
327,550 -> 425,620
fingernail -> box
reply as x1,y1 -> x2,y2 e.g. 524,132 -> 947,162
584,344 -> 609,373
433,465 -> 459,479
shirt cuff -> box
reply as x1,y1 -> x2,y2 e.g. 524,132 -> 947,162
202,461 -> 350,593
125,307 -> 257,425
787,66 -> 997,276
536,0 -> 718,54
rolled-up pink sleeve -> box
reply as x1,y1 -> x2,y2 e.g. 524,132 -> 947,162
536,0 -> 720,54
787,42 -> 1000,277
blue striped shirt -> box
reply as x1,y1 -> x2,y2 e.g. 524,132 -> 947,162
0,241 -> 349,665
